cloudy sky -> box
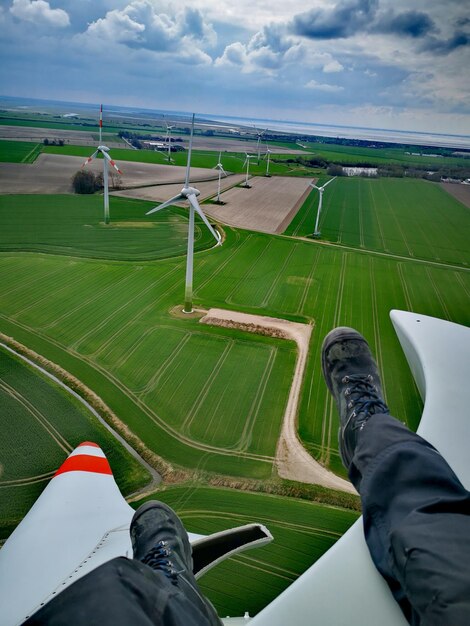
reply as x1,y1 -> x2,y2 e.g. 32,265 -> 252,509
1,0 -> 469,134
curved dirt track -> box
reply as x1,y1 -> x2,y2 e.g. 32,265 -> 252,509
200,308 -> 356,493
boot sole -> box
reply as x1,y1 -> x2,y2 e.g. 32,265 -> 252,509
321,327 -> 368,395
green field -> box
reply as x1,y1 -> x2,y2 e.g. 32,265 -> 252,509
1,188 -> 469,485
133,486 -> 358,617
0,140 -> 41,163
1,171 -> 469,615
41,144 -> 316,177
301,140 -> 470,168
0,346 -> 149,537
285,177 -> 470,266
0,195 -> 216,260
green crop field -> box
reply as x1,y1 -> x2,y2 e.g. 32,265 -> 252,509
1,169 -> 469,616
42,144 -> 316,177
301,140 -> 470,168
0,189 -> 468,484
133,486 -> 359,617
0,195 -> 216,260
0,140 -> 41,164
0,345 -> 149,537
285,177 -> 470,266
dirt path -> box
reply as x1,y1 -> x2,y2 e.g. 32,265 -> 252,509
200,308 -> 356,493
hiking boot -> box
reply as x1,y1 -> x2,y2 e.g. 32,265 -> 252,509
321,327 -> 390,468
131,501 -> 222,625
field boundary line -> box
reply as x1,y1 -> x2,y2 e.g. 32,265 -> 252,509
0,340 -> 161,494
286,234 -> 470,273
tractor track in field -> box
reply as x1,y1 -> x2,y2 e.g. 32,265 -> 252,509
181,509 -> 344,538
0,378 -> 71,454
288,234 -> 470,272
200,308 -> 356,493
0,317 -> 277,464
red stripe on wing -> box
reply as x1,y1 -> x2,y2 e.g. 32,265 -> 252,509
54,454 -> 112,477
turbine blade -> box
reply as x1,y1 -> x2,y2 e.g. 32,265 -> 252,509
185,114 -> 195,188
221,167 -> 228,177
323,176 -> 337,188
187,193 -> 219,243
82,150 -> 99,167
146,193 -> 185,215
102,151 -> 123,174
309,182 -> 320,190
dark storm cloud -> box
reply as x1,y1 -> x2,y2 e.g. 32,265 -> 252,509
372,10 -> 437,38
291,0 -> 436,40
420,31 -> 469,55
292,0 -> 378,40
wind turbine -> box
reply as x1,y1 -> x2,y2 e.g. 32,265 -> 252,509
213,151 -> 228,203
164,119 -> 175,163
146,114 -> 221,314
242,154 -> 256,188
82,104 -> 123,225
255,127 -> 267,163
310,177 -> 337,237
264,146 -> 272,177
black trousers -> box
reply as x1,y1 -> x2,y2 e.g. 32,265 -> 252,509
25,415 -> 470,625
24,558 -> 221,626
349,414 -> 470,626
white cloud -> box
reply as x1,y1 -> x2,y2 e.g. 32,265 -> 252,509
87,10 -> 145,44
323,59 -> 344,73
305,79 -> 344,92
215,23 -> 305,74
10,0 -> 70,28
82,0 -> 215,64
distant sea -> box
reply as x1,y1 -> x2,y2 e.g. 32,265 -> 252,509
1,95 -> 469,150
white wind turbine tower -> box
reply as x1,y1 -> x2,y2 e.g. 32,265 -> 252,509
255,127 -> 267,163
213,151 -> 228,203
164,119 -> 175,163
146,114 -> 221,314
242,154 -> 256,188
265,146 -> 272,177
82,104 -> 123,225
310,176 -> 337,237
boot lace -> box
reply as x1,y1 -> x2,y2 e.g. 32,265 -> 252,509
142,540 -> 180,584
342,374 -> 388,429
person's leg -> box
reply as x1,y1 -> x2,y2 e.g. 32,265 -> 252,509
24,557 -> 213,626
322,327 -> 470,626
24,502 -> 222,626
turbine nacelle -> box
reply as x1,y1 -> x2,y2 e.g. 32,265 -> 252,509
181,186 -> 201,198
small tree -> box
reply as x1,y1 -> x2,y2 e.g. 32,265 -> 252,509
72,170 -> 97,194
327,164 -> 344,177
